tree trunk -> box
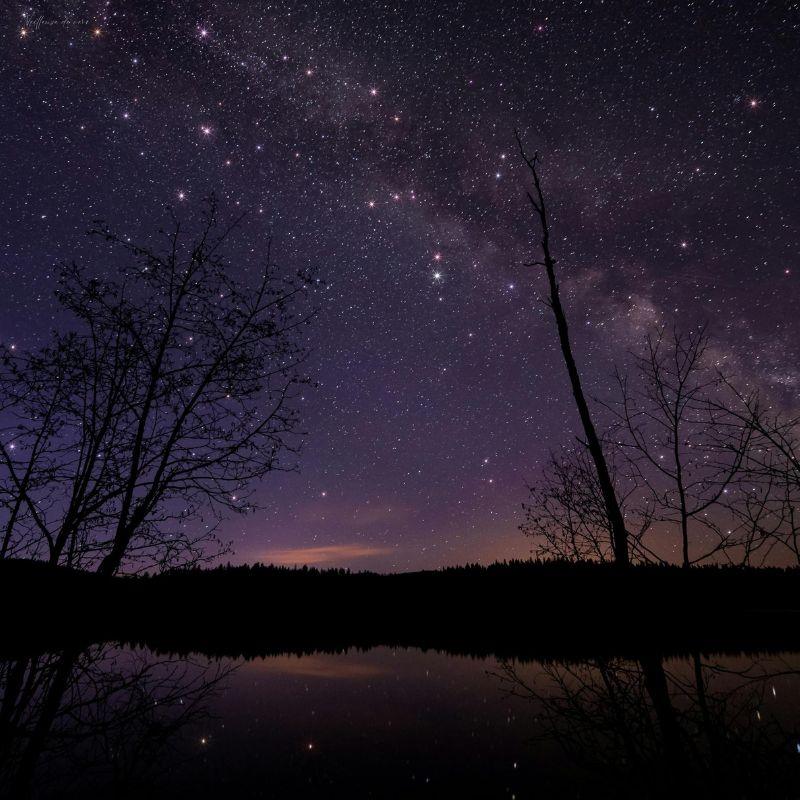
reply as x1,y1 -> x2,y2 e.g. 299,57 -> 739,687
516,133 -> 629,565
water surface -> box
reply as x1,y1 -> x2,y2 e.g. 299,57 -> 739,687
3,645 -> 800,797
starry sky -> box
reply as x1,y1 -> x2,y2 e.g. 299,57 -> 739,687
1,1 -> 798,570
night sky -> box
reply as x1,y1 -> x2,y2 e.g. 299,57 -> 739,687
2,1 -> 798,570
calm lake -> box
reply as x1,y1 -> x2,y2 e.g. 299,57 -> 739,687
3,645 -> 800,797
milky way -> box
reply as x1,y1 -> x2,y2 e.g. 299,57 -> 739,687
1,1 -> 798,569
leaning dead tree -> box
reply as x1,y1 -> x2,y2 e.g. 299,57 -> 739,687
0,198 -> 315,574
515,132 -> 629,565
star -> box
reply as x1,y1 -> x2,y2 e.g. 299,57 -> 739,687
200,126 -> 212,136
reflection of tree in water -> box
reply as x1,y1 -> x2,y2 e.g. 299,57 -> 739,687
497,653 -> 800,797
0,646 -> 231,798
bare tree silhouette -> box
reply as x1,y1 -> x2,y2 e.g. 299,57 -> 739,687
607,325 -> 754,566
520,447 -> 657,563
0,198 -> 315,574
721,386 -> 800,565
519,322 -> 789,567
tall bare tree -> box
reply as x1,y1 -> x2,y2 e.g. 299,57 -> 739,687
516,133 -> 629,565
608,326 -> 753,566
0,198 -> 315,574
720,388 -> 800,565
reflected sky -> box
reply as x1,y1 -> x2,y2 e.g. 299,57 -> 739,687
5,646 -> 800,798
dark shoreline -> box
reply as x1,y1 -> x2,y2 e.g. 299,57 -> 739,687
5,558 -> 800,661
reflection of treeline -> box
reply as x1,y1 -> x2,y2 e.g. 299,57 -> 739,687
6,558 -> 800,661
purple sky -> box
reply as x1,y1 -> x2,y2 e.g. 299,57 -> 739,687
2,1 -> 798,569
